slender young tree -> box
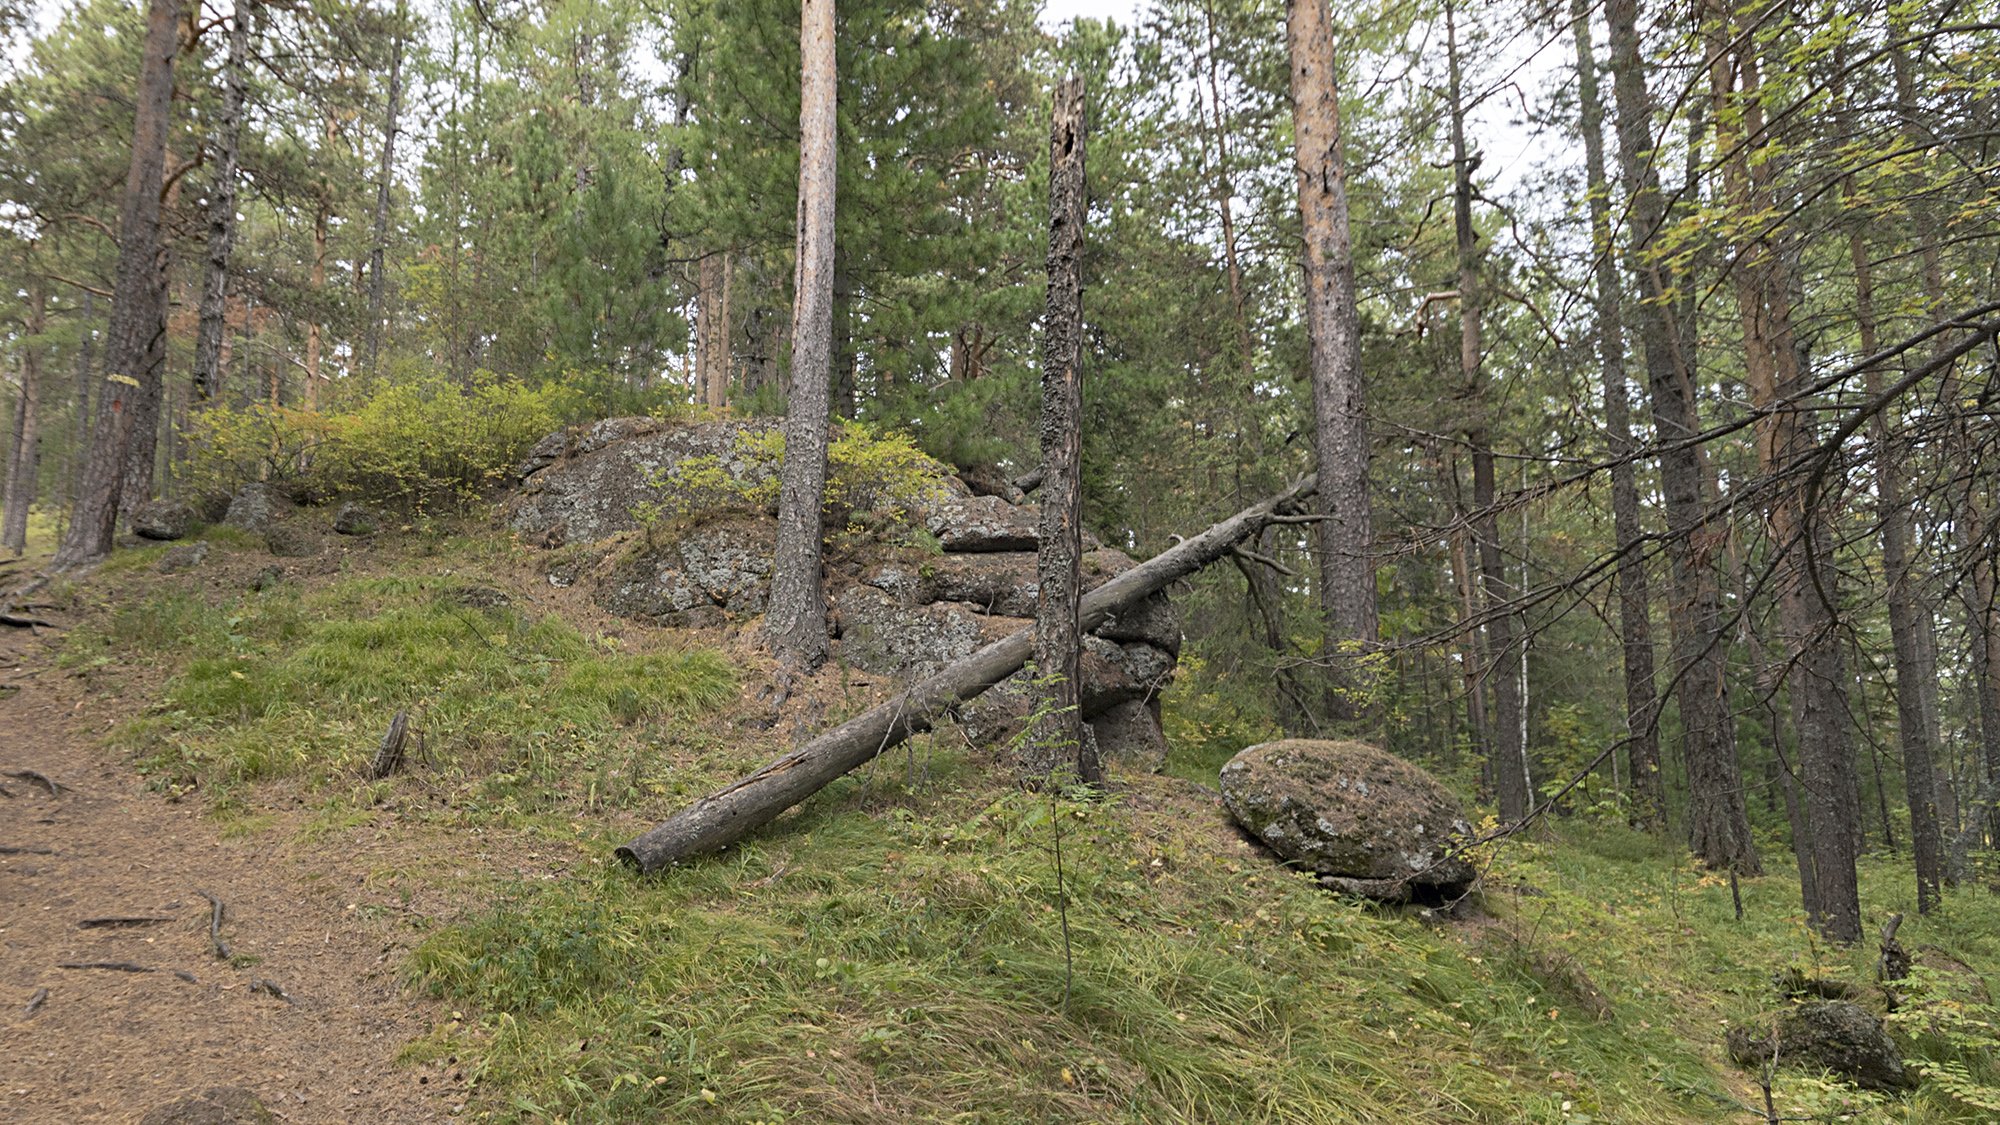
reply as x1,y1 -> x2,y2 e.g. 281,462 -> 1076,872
1571,0 -> 1663,826
1446,4 -> 1527,821
193,0 -> 252,405
765,0 -> 838,669
54,0 -> 182,569
362,1 -> 407,377
1027,72 -> 1091,785
2,274 -> 43,555
1286,0 -> 1376,725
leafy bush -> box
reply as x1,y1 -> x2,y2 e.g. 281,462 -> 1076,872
185,372 -> 573,510
636,420 -> 951,530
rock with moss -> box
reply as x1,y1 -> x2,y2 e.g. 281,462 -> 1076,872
332,502 -> 380,536
1726,1000 -> 1912,1092
222,482 -> 293,534
130,498 -> 196,540
1220,739 -> 1475,899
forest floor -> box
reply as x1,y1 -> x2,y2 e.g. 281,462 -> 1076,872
5,513 -> 2000,1123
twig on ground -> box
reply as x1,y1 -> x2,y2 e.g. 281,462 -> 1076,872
251,979 -> 297,1005
79,917 -> 174,929
197,890 -> 232,960
57,961 -> 155,973
0,844 -> 55,855
3,769 -> 63,796
25,987 -> 49,1015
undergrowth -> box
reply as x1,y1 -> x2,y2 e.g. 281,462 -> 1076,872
67,568 -> 735,816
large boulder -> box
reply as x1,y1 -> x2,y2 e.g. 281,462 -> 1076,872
509,419 -> 777,547
130,498 -> 196,541
1220,739 -> 1475,900
332,502 -> 381,536
600,522 -> 775,626
1726,1001 -> 1913,1093
222,482 -> 293,535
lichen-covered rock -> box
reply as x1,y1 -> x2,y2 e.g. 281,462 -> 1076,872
332,502 -> 380,535
1090,698 -> 1169,772
837,588 -> 988,677
222,482 -> 293,534
1726,1001 -> 1913,1092
262,522 -> 317,558
130,499 -> 196,541
920,493 -> 1041,553
157,543 -> 210,574
138,1087 -> 275,1125
599,523 -> 774,624
1220,739 -> 1475,896
509,419 -> 777,547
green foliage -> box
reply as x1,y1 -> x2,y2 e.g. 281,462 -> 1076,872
185,373 -> 571,510
636,421 -> 952,529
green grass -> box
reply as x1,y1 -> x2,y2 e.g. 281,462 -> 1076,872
57,534 -> 2000,1123
72,572 -> 735,814
394,777 -> 2000,1125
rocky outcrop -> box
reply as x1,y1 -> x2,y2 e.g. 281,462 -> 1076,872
1726,1001 -> 1913,1092
222,482 -> 292,535
130,499 -> 196,541
1220,739 -> 1476,901
510,419 -> 1182,760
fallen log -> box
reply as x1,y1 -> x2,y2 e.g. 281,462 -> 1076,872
617,474 -> 1318,873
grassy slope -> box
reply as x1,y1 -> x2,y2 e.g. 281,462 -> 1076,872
49,522 -> 2000,1124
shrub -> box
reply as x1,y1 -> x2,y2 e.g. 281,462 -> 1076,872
185,372 -> 572,510
637,420 -> 951,530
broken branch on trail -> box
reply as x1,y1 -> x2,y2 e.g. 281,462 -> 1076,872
369,711 -> 410,779
197,890 -> 231,960
617,475 -> 1319,873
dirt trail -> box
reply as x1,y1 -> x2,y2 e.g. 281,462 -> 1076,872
1,633 -> 456,1124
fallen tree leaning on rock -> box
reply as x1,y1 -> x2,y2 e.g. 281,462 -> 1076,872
616,474 -> 1318,873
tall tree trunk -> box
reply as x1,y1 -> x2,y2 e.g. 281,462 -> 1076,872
1848,195 -> 1944,914
1573,0 -> 1664,827
54,0 -> 181,570
1710,5 -> 1855,936
1450,515 -> 1491,763
306,191 -> 328,411
697,252 -> 733,410
193,0 -> 251,406
830,250 -> 855,420
68,292 -> 96,513
363,3 -> 406,378
1286,0 -> 1376,726
765,0 -> 837,670
1448,5 -> 1527,821
1,281 -> 42,555
1603,0 -> 1759,872
1026,74 -> 1092,786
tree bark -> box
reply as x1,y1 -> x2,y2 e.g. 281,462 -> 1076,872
1447,5 -> 1527,822
697,251 -> 732,410
68,292 -> 95,513
1848,201 -> 1944,913
1710,2 -> 1853,935
363,3 -> 405,378
54,0 -> 181,570
1572,0 -> 1663,827
194,0 -> 251,406
1025,73 -> 1091,785
764,0 -> 837,670
2,282 -> 42,555
1604,0 -> 1759,873
1286,0 -> 1376,726
618,475 -> 1320,872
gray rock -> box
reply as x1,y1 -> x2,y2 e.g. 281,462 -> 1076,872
131,499 -> 196,541
509,419 -> 779,546
222,482 -> 293,534
1078,635 -> 1175,710
837,589 -> 988,677
249,565 -> 285,592
922,493 -> 1040,552
156,543 -> 210,574
139,1086 -> 275,1125
1220,739 -> 1476,898
332,502 -> 380,536
1726,1001 -> 1913,1092
262,523 -> 317,558
1089,698 -> 1169,773
598,523 -> 774,622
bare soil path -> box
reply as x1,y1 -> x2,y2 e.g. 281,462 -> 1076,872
1,628 -> 457,1125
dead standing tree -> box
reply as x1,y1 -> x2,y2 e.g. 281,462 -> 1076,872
1023,73 -> 1091,786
